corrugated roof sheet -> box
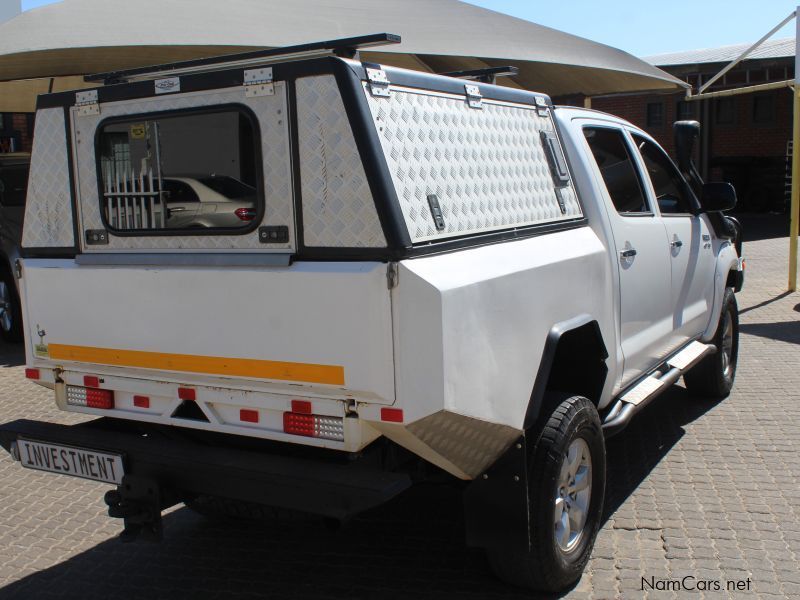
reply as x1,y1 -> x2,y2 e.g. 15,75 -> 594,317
646,37 -> 795,66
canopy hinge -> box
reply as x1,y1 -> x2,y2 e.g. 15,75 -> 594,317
366,67 -> 391,97
244,67 -> 274,97
465,84 -> 483,109
534,96 -> 550,117
75,90 -> 100,117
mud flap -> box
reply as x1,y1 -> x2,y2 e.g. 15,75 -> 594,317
463,435 -> 530,552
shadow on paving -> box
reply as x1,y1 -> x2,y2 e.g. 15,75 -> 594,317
0,340 -> 24,368
0,384 -> 722,600
735,212 -> 791,242
740,320 -> 800,345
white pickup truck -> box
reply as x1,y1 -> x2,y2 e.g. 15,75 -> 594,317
0,34 -> 744,592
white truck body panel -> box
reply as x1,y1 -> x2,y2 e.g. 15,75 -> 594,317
22,258 -> 396,404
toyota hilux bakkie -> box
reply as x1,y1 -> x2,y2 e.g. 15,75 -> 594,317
0,34 -> 744,592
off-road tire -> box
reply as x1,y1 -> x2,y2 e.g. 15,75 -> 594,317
0,270 -> 23,343
487,394 -> 606,592
684,287 -> 738,399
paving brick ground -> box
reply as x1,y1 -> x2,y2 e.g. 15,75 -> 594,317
0,214 -> 798,599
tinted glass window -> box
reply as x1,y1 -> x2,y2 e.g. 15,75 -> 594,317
584,127 -> 649,214
97,108 -> 260,232
632,134 -> 695,214
0,165 -> 29,207
715,97 -> 736,125
646,102 -> 664,128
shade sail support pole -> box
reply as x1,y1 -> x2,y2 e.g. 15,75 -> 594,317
698,9 -> 796,95
791,13 -> 800,292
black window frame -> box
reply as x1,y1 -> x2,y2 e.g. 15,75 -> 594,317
583,125 -> 653,217
93,103 -> 265,238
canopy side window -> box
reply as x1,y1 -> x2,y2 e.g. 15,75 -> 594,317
95,107 -> 263,234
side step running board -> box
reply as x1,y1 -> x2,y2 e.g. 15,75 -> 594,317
602,341 -> 715,437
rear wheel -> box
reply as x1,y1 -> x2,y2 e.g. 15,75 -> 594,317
0,272 -> 23,343
487,394 -> 605,592
684,287 -> 738,399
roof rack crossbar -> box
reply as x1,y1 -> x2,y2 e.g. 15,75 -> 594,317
85,33 -> 402,84
439,66 -> 519,85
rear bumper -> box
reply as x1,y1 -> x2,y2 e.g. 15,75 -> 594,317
0,418 -> 411,520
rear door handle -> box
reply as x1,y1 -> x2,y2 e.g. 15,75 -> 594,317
620,248 -> 637,258
671,240 -> 683,248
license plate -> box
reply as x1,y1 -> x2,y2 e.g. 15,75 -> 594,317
17,438 -> 124,485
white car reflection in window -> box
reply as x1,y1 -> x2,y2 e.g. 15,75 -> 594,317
161,175 -> 257,229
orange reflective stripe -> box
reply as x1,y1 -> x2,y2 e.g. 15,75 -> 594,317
47,344 -> 345,386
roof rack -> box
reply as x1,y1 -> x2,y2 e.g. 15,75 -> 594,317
85,33 -> 402,85
439,66 -> 519,85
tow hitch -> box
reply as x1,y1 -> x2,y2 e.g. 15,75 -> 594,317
104,475 -> 182,542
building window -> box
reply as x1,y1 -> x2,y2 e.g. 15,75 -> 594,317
646,102 -> 664,128
715,97 -> 736,125
752,94 -> 775,124
676,101 -> 696,121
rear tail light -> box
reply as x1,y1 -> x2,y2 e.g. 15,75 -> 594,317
66,385 -> 114,409
178,387 -> 196,401
234,208 -> 257,221
25,368 -> 40,380
283,412 -> 344,441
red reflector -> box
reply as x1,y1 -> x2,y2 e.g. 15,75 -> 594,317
178,387 -> 196,401
381,408 -> 404,423
283,412 -> 316,437
240,409 -> 259,423
133,395 -> 150,409
84,375 -> 100,388
85,388 -> 114,409
291,399 -> 312,414
25,368 -> 40,380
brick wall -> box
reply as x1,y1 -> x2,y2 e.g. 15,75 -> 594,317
11,113 -> 33,153
591,85 -> 791,164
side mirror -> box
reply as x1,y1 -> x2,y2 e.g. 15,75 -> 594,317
700,182 -> 736,213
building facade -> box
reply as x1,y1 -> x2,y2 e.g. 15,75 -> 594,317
589,38 -> 795,213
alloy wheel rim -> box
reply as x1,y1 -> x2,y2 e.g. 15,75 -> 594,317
0,281 -> 11,333
721,310 -> 734,378
554,437 -> 592,553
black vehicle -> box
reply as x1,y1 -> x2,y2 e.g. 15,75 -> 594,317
0,152 -> 29,342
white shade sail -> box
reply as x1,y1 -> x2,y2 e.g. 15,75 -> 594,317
0,0 -> 687,111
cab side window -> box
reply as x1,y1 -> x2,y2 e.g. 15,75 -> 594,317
583,127 -> 650,215
632,134 -> 696,215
